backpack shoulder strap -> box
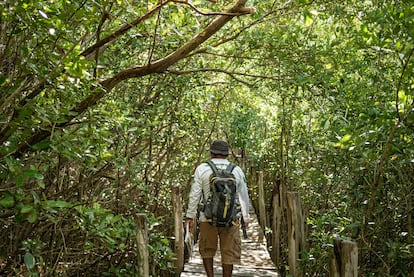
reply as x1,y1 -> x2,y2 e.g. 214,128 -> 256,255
206,160 -> 219,175
202,160 -> 217,204
206,160 -> 236,174
226,163 -> 236,173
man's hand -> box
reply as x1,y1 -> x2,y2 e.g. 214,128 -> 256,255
186,218 -> 194,232
244,220 -> 249,229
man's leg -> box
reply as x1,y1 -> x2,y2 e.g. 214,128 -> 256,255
199,223 -> 218,277
222,263 -> 233,277
203,258 -> 214,277
219,225 -> 241,277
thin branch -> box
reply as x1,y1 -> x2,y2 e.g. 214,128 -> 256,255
81,0 -> 171,58
0,77 -> 30,113
172,67 -> 261,86
173,0 -> 255,16
395,46 -> 414,122
167,67 -> 285,81
193,50 -> 265,60
190,1 -> 294,57
147,8 -> 162,66
93,5 -> 112,79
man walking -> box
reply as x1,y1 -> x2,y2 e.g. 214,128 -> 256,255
185,140 -> 250,277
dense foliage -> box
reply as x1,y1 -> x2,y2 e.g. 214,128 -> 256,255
0,0 -> 412,276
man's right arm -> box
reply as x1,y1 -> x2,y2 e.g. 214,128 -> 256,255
185,167 -> 203,228
236,167 -> 250,227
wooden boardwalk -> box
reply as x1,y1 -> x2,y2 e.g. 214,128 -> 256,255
181,209 -> 279,277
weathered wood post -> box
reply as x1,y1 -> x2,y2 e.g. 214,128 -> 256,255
136,213 -> 149,277
271,180 -> 283,266
286,192 -> 305,277
257,171 -> 266,242
329,238 -> 358,277
240,149 -> 246,171
248,165 -> 256,196
172,185 -> 184,276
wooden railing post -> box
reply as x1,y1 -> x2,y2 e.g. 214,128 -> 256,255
248,165 -> 256,196
271,180 -> 283,266
257,171 -> 266,241
286,192 -> 305,277
172,185 -> 184,276
136,213 -> 149,277
329,238 -> 358,277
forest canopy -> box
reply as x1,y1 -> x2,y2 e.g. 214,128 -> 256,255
0,0 -> 413,276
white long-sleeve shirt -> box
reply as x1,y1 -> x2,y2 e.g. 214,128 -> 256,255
186,158 -> 250,222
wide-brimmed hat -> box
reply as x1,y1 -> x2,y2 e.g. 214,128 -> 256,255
208,140 -> 229,156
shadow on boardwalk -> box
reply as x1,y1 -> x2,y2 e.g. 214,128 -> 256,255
181,210 -> 279,277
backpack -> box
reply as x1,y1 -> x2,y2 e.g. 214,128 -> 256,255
202,160 -> 240,227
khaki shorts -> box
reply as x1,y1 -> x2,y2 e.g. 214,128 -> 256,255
198,222 -> 241,265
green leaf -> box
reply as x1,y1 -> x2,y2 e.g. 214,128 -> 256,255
27,210 -> 38,223
31,191 -> 41,204
46,213 -> 58,224
21,204 -> 34,214
15,169 -> 44,185
44,200 -> 72,208
341,134 -> 352,143
32,140 -> 52,150
0,193 -> 15,208
38,180 -> 45,189
24,252 -> 35,270
345,221 -> 361,230
0,75 -> 6,85
304,10 -> 314,26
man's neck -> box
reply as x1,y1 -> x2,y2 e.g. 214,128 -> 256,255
211,154 -> 228,159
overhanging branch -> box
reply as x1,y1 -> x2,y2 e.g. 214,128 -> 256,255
81,0 -> 171,59
173,0 -> 255,16
7,0 -> 255,159
99,0 -> 254,90
167,67 -> 285,86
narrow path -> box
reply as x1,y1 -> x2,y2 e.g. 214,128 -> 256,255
181,208 -> 279,277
